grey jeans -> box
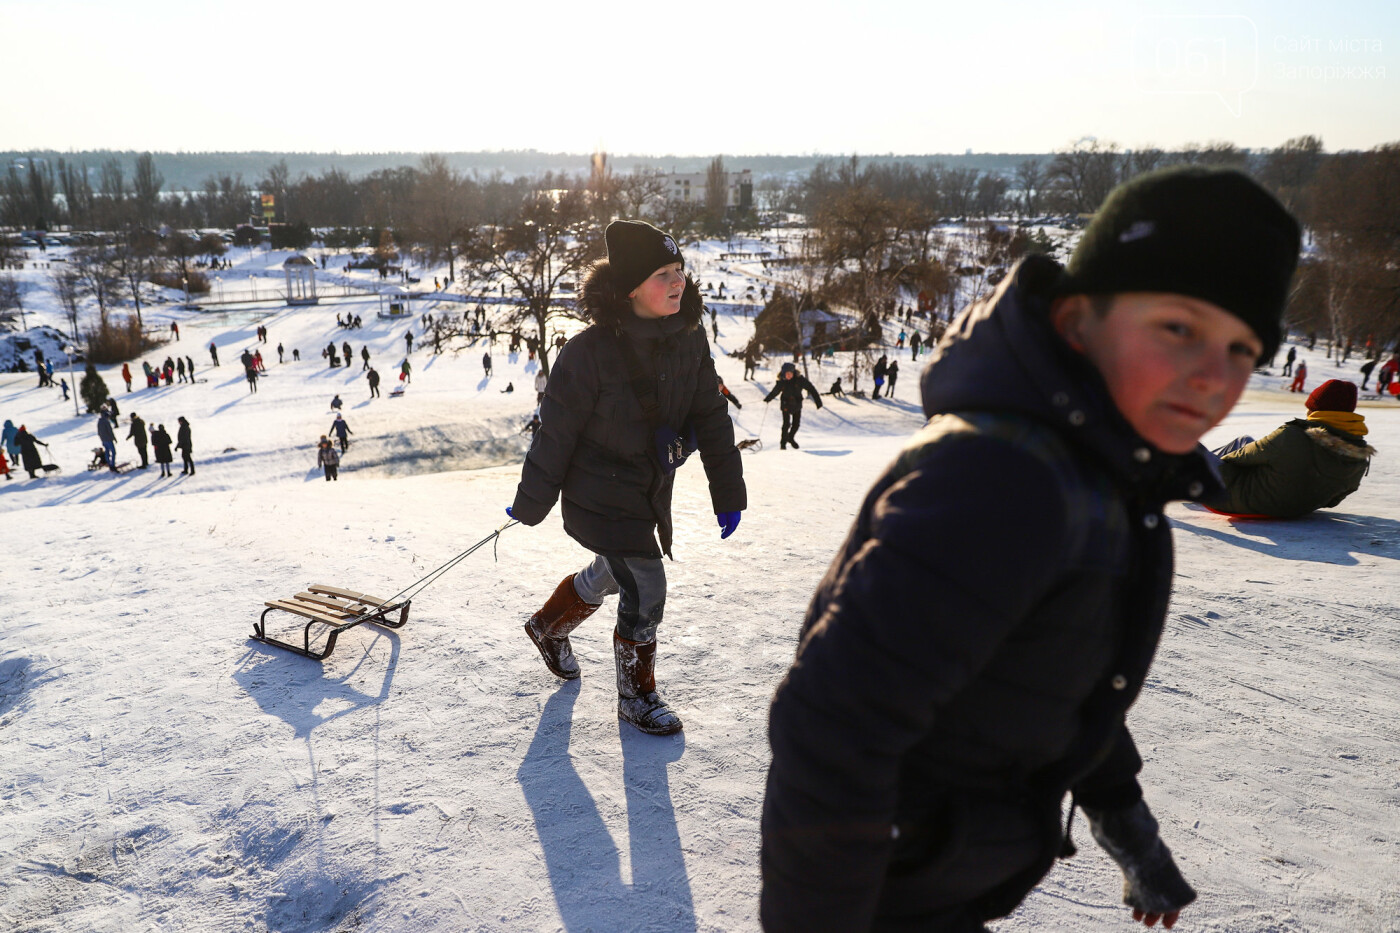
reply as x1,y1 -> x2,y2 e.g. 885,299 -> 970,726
573,553 -> 667,643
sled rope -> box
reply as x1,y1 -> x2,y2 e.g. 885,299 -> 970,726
254,520 -> 518,660
376,518 -> 519,611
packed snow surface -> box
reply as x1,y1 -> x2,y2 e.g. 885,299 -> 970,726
1,239 -> 1398,932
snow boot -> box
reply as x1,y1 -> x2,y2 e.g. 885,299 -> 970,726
524,574 -> 601,680
614,632 -> 682,735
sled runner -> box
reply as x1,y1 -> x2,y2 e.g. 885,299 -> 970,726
249,521 -> 517,662
736,437 -> 763,452
254,584 -> 410,661
389,385 -> 406,397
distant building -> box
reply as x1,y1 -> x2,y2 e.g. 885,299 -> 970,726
665,169 -> 753,211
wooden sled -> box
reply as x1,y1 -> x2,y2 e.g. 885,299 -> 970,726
254,584 -> 410,661
87,448 -> 132,473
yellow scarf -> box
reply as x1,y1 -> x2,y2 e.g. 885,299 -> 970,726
1307,410 -> 1367,436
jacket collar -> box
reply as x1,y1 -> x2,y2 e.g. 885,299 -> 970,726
581,258 -> 705,333
920,255 -> 1220,503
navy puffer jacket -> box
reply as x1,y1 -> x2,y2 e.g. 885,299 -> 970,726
761,255 -> 1217,930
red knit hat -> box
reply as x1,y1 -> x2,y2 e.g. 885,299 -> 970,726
1305,379 -> 1358,412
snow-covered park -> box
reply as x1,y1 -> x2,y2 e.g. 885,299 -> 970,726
1,239 -> 1398,932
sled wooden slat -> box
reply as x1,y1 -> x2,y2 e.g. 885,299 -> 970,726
265,598 -> 354,626
253,583 -> 410,661
292,592 -> 382,616
306,584 -> 391,606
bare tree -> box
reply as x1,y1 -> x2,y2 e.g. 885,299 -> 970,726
705,155 -> 729,232
616,169 -> 668,218
1310,143 -> 1400,351
941,167 -> 980,219
1046,138 -> 1122,214
0,273 -> 31,331
51,267 -> 85,341
0,158 -> 57,230
410,154 -> 474,281
753,175 -> 797,214
197,232 -> 228,264
131,153 -> 164,229
1015,158 -> 1043,219
58,158 -> 94,229
259,159 -> 292,223
585,151 -> 620,224
198,173 -> 253,228
69,246 -> 125,319
813,183 -> 905,324
163,231 -> 199,280
1176,140 -> 1248,168
973,173 -> 1009,218
463,191 -> 601,377
95,157 -> 128,228
113,228 -> 159,325
1125,147 -> 1168,177
1259,135 -> 1325,220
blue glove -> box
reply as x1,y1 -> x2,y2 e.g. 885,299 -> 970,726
717,511 -> 742,540
505,506 -> 514,518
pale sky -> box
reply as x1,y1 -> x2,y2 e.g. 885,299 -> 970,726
2,0 -> 1396,154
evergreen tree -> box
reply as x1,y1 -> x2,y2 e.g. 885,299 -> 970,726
80,362 -> 110,413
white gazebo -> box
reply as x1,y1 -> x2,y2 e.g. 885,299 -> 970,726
377,284 -> 410,319
283,254 -> 319,306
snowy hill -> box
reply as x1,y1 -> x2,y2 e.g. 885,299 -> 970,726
1,240 -> 1398,932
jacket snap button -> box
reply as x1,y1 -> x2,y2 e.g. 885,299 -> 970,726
890,825 -> 901,840
659,373 -> 667,381
1133,447 -> 1151,463
1068,410 -> 1086,426
1052,392 -> 1069,406
1143,514 -> 1159,529
1111,674 -> 1128,690
1187,481 -> 1204,498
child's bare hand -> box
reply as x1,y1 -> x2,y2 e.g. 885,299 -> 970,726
1132,907 -> 1180,928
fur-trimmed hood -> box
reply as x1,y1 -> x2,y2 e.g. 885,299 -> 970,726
1304,423 -> 1377,461
578,259 -> 705,332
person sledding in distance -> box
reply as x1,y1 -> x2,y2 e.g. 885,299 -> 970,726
763,362 -> 822,449
761,166 -> 1302,933
509,220 -> 746,736
1203,378 -> 1376,519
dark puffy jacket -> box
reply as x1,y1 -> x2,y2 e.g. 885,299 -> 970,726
761,255 -> 1218,931
151,428 -> 173,464
511,260 -> 746,559
176,422 -> 192,453
1207,417 -> 1374,517
763,372 -> 822,412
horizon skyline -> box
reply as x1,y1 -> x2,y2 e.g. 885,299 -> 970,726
3,1 -> 1396,155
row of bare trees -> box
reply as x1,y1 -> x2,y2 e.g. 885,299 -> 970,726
8,139 -> 1395,366
787,136 -> 1398,358
1288,143 -> 1400,355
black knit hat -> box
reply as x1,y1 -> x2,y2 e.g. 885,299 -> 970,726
605,220 -> 684,294
1062,166 -> 1301,359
